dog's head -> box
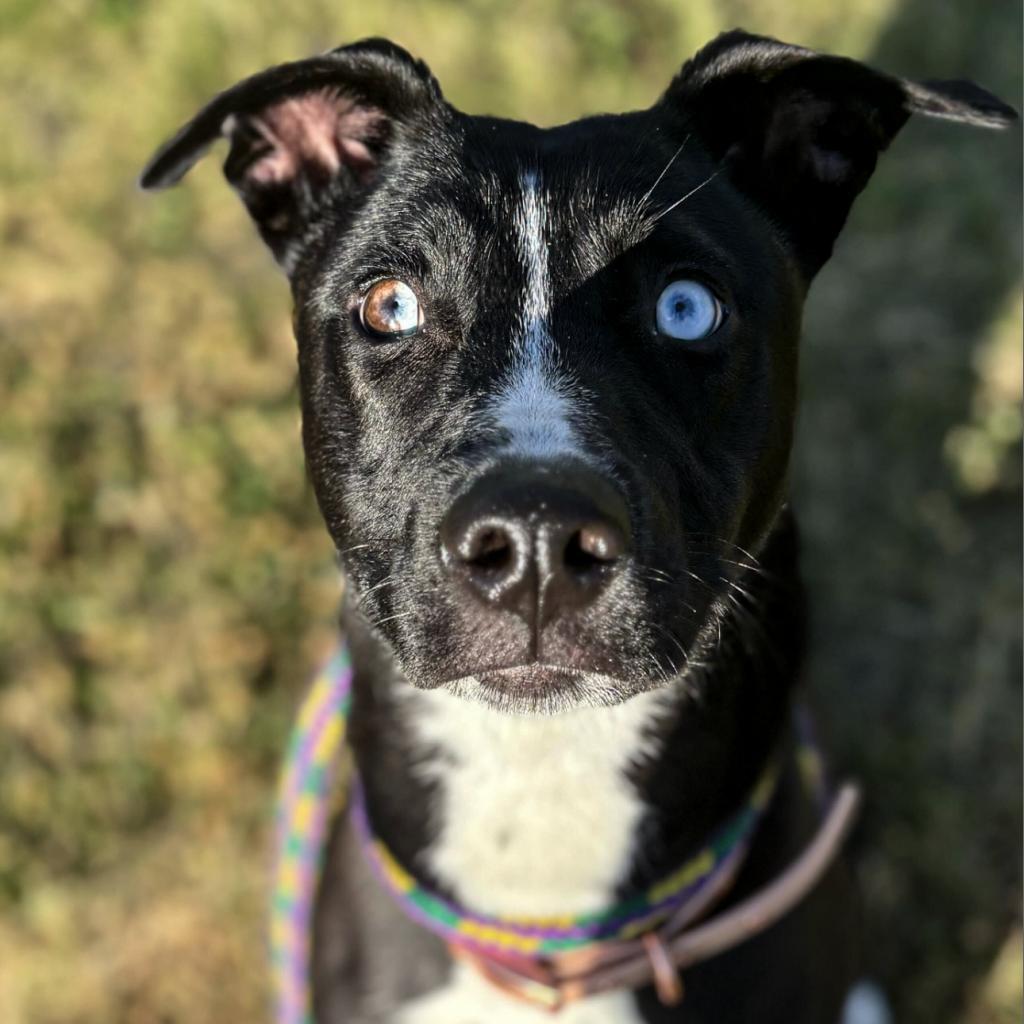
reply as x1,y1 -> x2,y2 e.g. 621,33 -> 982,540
142,32 -> 1014,712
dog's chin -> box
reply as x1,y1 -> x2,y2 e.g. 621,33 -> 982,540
436,665 -> 652,715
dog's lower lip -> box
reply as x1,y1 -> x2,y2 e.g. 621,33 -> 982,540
483,664 -> 581,679
438,663 -> 625,691
449,664 -> 589,685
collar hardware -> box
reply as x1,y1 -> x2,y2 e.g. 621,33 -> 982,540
642,932 -> 685,1006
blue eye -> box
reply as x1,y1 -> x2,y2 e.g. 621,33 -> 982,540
655,280 -> 725,341
360,279 -> 422,338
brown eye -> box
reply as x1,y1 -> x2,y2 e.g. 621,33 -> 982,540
358,279 -> 422,338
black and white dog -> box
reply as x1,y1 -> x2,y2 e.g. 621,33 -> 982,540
142,31 -> 1015,1024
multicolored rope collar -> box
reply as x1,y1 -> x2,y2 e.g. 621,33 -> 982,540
269,643 -> 860,1021
350,757 -> 778,959
270,645 -> 352,1024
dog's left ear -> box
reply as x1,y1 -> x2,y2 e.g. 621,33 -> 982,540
661,31 -> 1018,276
140,39 -> 443,268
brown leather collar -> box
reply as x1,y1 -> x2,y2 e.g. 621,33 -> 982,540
450,783 -> 861,1013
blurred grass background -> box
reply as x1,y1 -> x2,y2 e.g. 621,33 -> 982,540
0,1 -> 1019,1021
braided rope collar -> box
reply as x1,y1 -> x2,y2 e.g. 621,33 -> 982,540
350,761 -> 778,957
270,645 -> 352,1024
268,644 -> 841,1023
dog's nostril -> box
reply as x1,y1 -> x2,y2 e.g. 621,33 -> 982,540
465,527 -> 514,572
578,523 -> 624,562
565,522 -> 624,573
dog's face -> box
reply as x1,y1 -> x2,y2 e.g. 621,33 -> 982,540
297,116 -> 804,712
143,33 -> 1013,712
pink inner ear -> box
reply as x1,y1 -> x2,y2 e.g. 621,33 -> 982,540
247,88 -> 384,186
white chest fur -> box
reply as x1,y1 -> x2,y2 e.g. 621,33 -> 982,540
403,684 -> 671,919
395,685 -> 671,1023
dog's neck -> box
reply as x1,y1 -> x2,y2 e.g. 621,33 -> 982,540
346,517 -> 804,920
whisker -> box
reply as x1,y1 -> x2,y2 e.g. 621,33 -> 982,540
688,536 -> 795,597
336,542 -> 372,560
682,567 -> 714,592
650,168 -> 723,223
636,564 -> 674,584
648,619 -> 694,675
354,575 -> 398,605
718,557 -> 768,577
636,570 -> 699,615
721,576 -> 757,605
366,610 -> 417,629
715,581 -> 791,672
719,539 -> 768,572
639,134 -> 690,207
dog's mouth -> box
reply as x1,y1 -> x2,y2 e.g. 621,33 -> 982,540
436,663 -> 645,714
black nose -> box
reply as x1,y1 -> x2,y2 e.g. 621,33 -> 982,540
439,466 -> 630,622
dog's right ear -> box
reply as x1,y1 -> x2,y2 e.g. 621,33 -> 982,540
140,40 -> 443,268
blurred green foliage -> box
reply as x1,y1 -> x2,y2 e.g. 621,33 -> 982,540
0,1 -> 1019,1022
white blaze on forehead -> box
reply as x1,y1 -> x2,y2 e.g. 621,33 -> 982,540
517,170 -> 549,331
489,171 -> 583,459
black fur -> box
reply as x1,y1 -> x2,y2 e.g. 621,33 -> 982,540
142,29 -> 1016,1024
